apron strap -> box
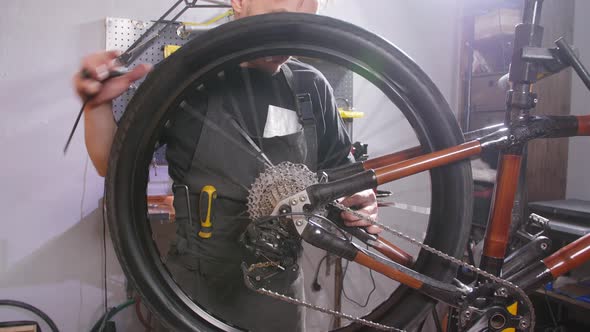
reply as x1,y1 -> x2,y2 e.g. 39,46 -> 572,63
281,64 -> 318,170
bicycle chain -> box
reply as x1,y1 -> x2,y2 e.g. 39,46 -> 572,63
246,201 -> 536,331
246,284 -> 403,331
330,201 -> 535,331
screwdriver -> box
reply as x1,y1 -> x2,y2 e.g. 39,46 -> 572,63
198,185 -> 217,239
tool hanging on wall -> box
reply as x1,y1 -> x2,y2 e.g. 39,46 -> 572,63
63,0 -> 232,154
177,9 -> 234,38
198,185 -> 217,238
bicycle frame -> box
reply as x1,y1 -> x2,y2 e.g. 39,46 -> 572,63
305,0 -> 590,313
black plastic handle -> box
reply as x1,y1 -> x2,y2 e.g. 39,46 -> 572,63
301,225 -> 358,261
307,170 -> 378,207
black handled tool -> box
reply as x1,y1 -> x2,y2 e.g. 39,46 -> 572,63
63,68 -> 129,154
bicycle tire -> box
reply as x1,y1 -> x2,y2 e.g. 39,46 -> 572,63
105,13 -> 473,331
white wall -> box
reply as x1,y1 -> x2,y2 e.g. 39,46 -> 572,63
0,1 -> 229,331
566,0 -> 590,200
0,1 -> 462,331
305,1 -> 462,330
313,2 -> 462,330
324,0 -> 463,112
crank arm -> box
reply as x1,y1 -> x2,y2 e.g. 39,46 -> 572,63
502,236 -> 552,278
302,224 -> 467,307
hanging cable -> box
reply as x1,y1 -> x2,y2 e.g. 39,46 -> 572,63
102,184 -> 108,314
341,259 -> 377,308
312,254 -> 329,291
134,296 -> 153,331
432,306 -> 443,332
89,299 -> 135,332
0,300 -> 59,332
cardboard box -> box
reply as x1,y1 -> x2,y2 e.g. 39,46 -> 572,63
475,8 -> 521,40
471,73 -> 508,112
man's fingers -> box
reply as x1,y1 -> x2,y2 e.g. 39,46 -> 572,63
339,193 -> 365,207
342,219 -> 382,234
106,49 -> 123,59
79,63 -> 152,106
343,219 -> 372,227
124,63 -> 153,82
366,225 -> 382,235
80,50 -> 122,80
340,189 -> 376,208
342,212 -> 377,226
337,189 -> 380,235
341,205 -> 377,220
87,78 -> 130,106
79,80 -> 102,97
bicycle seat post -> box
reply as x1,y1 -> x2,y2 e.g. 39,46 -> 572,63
505,0 -> 546,150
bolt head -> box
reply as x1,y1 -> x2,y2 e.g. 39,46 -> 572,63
496,287 -> 508,297
296,220 -> 303,226
299,195 -> 306,202
541,243 -> 548,250
291,199 -> 298,206
519,319 -> 529,329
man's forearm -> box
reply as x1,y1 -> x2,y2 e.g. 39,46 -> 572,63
84,103 -> 116,177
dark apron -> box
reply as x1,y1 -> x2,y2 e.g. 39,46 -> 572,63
166,64 -> 316,332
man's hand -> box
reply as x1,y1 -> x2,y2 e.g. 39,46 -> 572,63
75,50 -> 152,177
340,189 -> 381,234
73,50 -> 152,107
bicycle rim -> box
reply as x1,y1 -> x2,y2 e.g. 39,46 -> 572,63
105,12 -> 473,331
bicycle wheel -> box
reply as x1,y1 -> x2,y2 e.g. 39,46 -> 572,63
105,12 -> 473,331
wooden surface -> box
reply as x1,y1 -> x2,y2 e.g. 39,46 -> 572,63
148,195 -> 176,261
483,154 -> 522,258
147,195 -> 175,222
0,325 -> 37,332
525,0 -> 575,202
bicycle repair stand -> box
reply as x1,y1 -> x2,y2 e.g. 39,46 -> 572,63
478,0 -> 590,280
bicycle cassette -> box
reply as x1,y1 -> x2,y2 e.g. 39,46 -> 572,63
247,162 -> 318,220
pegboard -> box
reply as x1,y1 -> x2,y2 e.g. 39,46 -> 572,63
301,57 -> 354,108
106,17 -> 203,121
105,17 -> 354,164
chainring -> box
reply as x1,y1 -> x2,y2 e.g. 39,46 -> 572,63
458,281 -> 532,332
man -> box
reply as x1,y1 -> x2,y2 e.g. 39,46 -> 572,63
74,1 -> 378,330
